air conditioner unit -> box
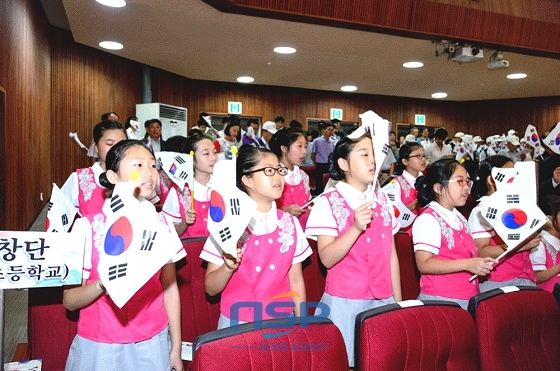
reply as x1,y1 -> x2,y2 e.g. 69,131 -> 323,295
451,46 -> 483,63
136,103 -> 188,140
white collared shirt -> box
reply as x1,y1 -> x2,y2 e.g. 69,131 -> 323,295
61,162 -> 104,208
412,201 -> 466,254
282,165 -> 304,186
392,170 -> 421,197
531,229 -> 560,270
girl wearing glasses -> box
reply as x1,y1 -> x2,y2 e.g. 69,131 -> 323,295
269,128 -> 312,229
306,132 -> 401,367
201,146 -> 311,329
469,155 -> 539,292
413,158 -> 495,309
392,142 -> 427,234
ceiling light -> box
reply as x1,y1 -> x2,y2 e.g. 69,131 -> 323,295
431,92 -> 447,99
96,0 -> 126,7
507,73 -> 527,80
237,76 -> 254,83
403,61 -> 423,68
99,41 -> 123,50
341,85 -> 357,92
274,47 -> 296,54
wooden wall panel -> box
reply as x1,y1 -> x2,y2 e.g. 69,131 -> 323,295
0,0 -> 52,230
49,27 -> 143,189
208,0 -> 560,58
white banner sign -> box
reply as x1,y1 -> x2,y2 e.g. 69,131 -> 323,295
0,231 -> 85,289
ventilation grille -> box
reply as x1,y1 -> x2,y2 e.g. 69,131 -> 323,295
159,104 -> 187,121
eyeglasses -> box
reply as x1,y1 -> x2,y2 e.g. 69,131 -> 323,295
244,166 -> 288,177
407,154 -> 427,160
444,179 -> 473,187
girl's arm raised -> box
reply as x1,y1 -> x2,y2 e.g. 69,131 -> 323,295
161,263 -> 183,370
318,201 -> 373,268
390,238 -> 402,302
62,279 -> 105,312
204,249 -> 241,296
288,263 -> 306,316
415,250 -> 495,276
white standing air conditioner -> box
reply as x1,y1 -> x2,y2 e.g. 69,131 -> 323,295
136,103 -> 188,141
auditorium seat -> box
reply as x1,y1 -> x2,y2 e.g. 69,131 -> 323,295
468,286 -> 560,371
354,300 -> 478,371
28,286 -> 78,371
192,318 -> 348,371
553,282 -> 560,309
394,232 -> 421,300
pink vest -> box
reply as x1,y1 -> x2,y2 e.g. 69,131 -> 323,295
276,175 -> 311,230
221,210 -> 299,322
487,232 -> 535,283
420,207 -> 479,300
323,190 -> 394,300
537,238 -> 560,292
77,168 -> 106,216
176,187 -> 210,238
77,213 -> 168,343
395,175 -> 421,235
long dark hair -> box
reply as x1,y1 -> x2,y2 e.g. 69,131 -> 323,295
269,128 -> 305,159
470,155 -> 513,200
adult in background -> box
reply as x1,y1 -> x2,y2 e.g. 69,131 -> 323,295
538,123 -> 560,202
311,122 -> 335,195
242,118 -> 266,148
142,119 -> 166,153
214,115 -> 241,160
274,115 -> 286,130
424,128 -> 452,164
260,121 -> 277,150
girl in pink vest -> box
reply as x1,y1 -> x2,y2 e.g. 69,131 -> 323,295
269,128 -> 312,229
413,158 -> 496,310
469,155 -> 539,292
61,120 -> 127,216
63,140 -> 185,371
530,196 -> 560,292
200,146 -> 311,329
392,142 -> 426,234
306,132 -> 402,367
162,134 -> 217,238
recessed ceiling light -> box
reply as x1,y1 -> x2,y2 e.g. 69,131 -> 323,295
274,47 -> 296,54
99,41 -> 123,50
237,76 -> 254,83
341,85 -> 357,92
96,0 -> 126,7
431,92 -> 447,99
507,73 -> 527,80
403,61 -> 424,68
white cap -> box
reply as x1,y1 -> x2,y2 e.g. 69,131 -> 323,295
262,121 -> 277,134
404,134 -> 416,143
493,134 -> 503,143
508,129 -> 518,136
507,135 -> 521,146
474,136 -> 483,143
463,134 -> 473,142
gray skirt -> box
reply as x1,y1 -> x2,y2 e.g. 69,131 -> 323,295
65,326 -> 171,371
479,277 -> 536,293
319,292 -> 395,368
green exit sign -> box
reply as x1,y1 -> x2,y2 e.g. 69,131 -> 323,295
330,108 -> 343,120
228,102 -> 243,115
415,114 -> 426,126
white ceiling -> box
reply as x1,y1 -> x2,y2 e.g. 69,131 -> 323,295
42,0 -> 560,101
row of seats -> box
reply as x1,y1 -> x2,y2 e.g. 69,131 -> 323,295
25,233 -> 481,370
192,286 -> 560,371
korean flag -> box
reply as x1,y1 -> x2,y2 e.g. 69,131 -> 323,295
543,122 -> 560,155
480,182 -> 546,252
99,182 -> 183,308
46,183 -> 78,233
491,167 -> 520,192
524,124 -> 545,158
156,151 -> 194,192
379,182 -> 415,228
206,160 -> 257,256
